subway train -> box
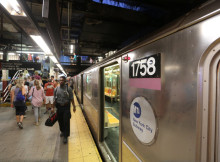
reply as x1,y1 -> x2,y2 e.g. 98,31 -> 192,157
73,1 -> 220,162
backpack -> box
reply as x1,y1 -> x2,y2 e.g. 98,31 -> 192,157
16,90 -> 25,101
54,85 -> 69,101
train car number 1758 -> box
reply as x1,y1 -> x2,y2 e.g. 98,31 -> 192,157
129,53 -> 161,78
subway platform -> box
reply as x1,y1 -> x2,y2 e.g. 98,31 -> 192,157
0,94 -> 102,162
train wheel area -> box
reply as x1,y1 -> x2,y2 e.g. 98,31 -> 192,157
0,93 -> 102,162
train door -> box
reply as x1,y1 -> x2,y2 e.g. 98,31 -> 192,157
77,75 -> 82,104
213,60 -> 220,162
80,74 -> 83,105
199,45 -> 220,162
103,63 -> 120,161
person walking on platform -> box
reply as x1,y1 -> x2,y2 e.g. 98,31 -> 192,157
34,71 -> 41,80
29,80 -> 45,126
10,79 -> 17,104
29,76 -> 35,89
51,75 -> 55,83
54,79 -> 59,88
11,79 -> 26,129
69,77 -> 74,89
44,79 -> 55,114
54,76 -> 76,144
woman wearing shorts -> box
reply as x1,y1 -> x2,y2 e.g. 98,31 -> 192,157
44,79 -> 55,114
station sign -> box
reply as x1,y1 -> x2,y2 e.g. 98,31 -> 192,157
129,53 -> 161,78
130,97 -> 157,144
0,61 -> 41,70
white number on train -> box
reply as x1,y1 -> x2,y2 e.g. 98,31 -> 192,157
131,57 -> 156,77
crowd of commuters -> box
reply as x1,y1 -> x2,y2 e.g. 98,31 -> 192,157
9,71 -> 75,144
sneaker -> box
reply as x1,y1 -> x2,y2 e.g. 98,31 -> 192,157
18,122 -> 23,129
24,115 -> 27,118
60,132 -> 64,137
63,137 -> 67,144
33,122 -> 39,126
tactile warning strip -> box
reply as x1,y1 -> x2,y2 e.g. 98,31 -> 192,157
68,94 -> 102,162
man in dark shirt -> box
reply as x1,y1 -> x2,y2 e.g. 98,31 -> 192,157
54,76 -> 76,144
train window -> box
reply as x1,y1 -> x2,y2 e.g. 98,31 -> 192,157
86,73 -> 92,98
103,64 -> 120,161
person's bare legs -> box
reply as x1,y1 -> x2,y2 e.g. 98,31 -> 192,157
16,115 -> 20,123
20,115 -> 24,123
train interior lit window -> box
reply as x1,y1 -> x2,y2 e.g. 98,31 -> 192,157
103,64 -> 120,161
86,73 -> 92,98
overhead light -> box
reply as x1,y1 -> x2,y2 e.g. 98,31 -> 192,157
70,44 -> 74,54
49,56 -> 58,64
16,51 -> 45,54
57,64 -> 64,71
56,63 -> 67,76
0,0 -> 26,16
30,35 -> 52,54
62,71 -> 67,76
8,53 -> 16,55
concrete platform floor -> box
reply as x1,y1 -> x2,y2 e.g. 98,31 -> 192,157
0,94 -> 102,162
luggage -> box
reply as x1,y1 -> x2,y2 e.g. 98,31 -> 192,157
45,113 -> 58,127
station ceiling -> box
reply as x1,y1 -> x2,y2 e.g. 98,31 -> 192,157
0,0 -> 207,74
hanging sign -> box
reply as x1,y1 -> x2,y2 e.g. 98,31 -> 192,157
0,61 -> 41,70
130,97 -> 157,144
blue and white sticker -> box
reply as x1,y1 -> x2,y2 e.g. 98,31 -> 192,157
130,97 -> 156,144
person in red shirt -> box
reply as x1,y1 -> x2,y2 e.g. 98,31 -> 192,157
44,79 -> 55,114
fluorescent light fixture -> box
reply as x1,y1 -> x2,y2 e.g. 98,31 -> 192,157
49,56 -> 58,64
30,35 -> 52,54
16,51 -> 45,54
56,64 -> 67,76
62,71 -> 67,76
8,53 -> 16,55
70,44 -> 74,54
0,52 -> 3,55
57,64 -> 64,71
0,0 -> 26,16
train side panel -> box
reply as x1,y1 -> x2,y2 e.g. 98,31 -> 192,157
121,13 -> 220,161
82,68 -> 100,141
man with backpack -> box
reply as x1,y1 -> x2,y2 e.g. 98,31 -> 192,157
54,76 -> 76,144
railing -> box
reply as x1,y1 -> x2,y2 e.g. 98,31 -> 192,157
2,70 -> 22,102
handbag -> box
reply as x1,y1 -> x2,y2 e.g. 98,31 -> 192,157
28,96 -> 32,101
28,87 -> 35,101
45,113 -> 58,127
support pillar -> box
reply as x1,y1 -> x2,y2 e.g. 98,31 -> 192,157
2,50 -> 8,92
50,60 -> 55,78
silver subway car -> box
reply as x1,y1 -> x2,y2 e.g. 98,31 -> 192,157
74,1 -> 220,161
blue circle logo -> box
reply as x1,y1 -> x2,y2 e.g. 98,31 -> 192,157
133,102 -> 141,118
